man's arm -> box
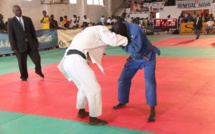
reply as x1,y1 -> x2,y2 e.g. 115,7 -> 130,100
8,19 -> 18,54
199,19 -> 203,29
122,28 -> 144,53
40,17 -> 44,23
99,27 -> 128,47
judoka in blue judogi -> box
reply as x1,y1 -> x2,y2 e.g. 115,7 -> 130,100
111,21 -> 160,122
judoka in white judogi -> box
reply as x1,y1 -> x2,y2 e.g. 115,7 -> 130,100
58,26 -> 128,124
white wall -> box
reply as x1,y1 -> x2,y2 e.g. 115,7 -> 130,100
0,0 -> 47,30
0,0 -> 123,30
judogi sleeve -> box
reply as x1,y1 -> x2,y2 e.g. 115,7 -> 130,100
98,27 -> 128,47
122,25 -> 145,53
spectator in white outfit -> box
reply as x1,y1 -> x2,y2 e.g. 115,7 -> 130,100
100,16 -> 105,25
83,15 -> 90,27
106,17 -> 112,25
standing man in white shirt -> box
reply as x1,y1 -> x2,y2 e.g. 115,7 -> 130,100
203,17 -> 214,34
193,14 -> 203,39
100,16 -> 105,25
58,26 -> 128,125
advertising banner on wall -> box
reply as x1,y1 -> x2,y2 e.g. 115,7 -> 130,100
176,0 -> 213,9
150,2 -> 165,12
57,29 -> 82,48
0,33 -> 13,55
180,22 -> 210,35
36,29 -> 58,50
0,30 -> 58,55
131,1 -> 165,13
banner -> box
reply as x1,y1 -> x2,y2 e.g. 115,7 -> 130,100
0,33 -> 13,55
57,29 -> 82,48
130,1 -> 143,12
36,29 -> 58,50
131,1 -> 165,13
150,2 -> 165,12
0,30 -> 58,55
180,22 -> 213,35
176,0 -> 213,9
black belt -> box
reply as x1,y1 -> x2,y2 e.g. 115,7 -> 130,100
67,49 -> 86,60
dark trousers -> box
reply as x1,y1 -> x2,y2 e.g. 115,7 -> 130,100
16,43 -> 41,79
194,28 -> 200,39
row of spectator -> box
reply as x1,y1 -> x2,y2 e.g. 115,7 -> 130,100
40,10 -> 120,30
0,11 -> 124,33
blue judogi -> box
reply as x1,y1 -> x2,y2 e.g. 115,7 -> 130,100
118,22 -> 160,106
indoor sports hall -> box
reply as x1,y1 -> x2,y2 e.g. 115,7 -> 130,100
0,0 -> 215,134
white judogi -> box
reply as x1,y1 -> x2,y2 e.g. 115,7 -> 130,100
58,26 -> 128,117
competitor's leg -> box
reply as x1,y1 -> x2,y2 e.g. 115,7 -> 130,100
63,55 -> 106,125
113,61 -> 138,109
144,52 -> 157,122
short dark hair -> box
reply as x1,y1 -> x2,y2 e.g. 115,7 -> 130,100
112,21 -> 127,37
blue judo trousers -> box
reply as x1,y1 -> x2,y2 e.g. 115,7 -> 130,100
118,22 -> 160,106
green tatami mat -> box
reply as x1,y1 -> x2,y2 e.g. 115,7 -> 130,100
105,46 -> 215,58
0,49 -> 65,75
0,111 -> 154,134
158,47 -> 215,58
1,46 -> 215,75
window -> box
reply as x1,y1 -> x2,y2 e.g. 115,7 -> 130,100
70,0 -> 77,4
156,13 -> 160,19
87,0 -> 103,5
87,0 -> 93,5
99,0 -> 103,5
94,0 -> 99,5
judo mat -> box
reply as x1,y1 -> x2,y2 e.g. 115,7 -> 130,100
152,37 -> 215,47
0,35 -> 215,134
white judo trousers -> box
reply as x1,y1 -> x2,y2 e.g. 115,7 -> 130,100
58,26 -> 128,118
63,55 -> 102,117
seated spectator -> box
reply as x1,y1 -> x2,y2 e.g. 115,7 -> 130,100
0,14 -> 5,32
58,16 -> 65,29
63,15 -> 71,28
83,15 -> 90,26
50,14 -> 58,29
203,17 -> 214,34
205,13 -> 209,22
106,17 -> 112,25
71,13 -> 80,29
186,14 -> 192,22
192,11 -> 197,21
